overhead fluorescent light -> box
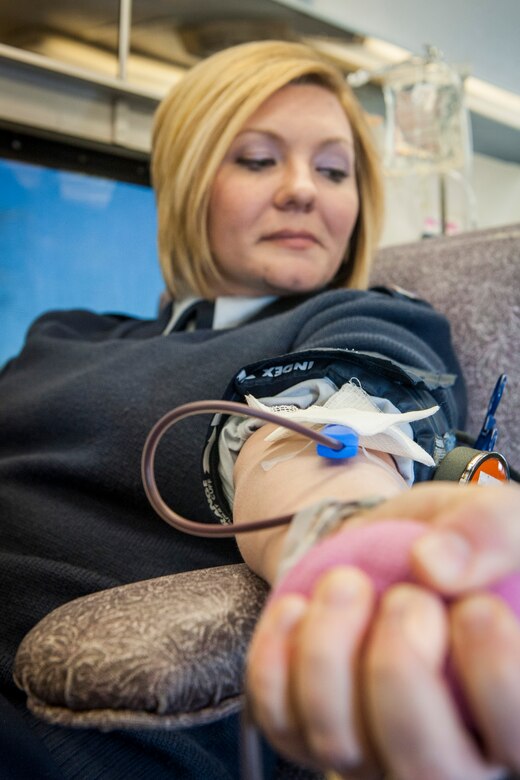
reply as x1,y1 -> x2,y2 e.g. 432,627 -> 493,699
465,77 -> 520,131
30,35 -> 186,94
363,36 -> 411,63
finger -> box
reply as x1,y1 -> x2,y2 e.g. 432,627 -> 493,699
410,484 -> 520,593
246,594 -> 311,765
365,584 -> 500,780
291,567 -> 376,775
451,593 -> 520,769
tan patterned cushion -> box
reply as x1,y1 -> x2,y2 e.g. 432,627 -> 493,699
14,564 -> 268,729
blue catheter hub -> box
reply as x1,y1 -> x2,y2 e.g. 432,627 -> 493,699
316,424 -> 359,460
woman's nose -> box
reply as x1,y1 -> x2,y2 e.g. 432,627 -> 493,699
273,162 -> 316,212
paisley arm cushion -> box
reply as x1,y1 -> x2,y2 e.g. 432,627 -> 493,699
13,563 -> 268,730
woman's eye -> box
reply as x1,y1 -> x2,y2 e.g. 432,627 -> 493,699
236,157 -> 276,171
317,167 -> 348,183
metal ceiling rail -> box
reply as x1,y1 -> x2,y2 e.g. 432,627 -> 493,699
0,42 -> 162,102
118,0 -> 132,82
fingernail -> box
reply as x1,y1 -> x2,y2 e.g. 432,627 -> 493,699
386,587 -> 444,664
414,531 -> 472,585
271,596 -> 307,631
455,595 -> 519,641
315,567 -> 367,607
455,596 -> 495,634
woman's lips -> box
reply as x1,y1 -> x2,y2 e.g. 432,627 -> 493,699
262,231 -> 320,249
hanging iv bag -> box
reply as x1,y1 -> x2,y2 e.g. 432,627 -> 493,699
380,49 -> 472,176
349,48 -> 476,236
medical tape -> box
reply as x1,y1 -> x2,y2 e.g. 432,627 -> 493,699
246,383 -> 438,467
217,379 -> 438,510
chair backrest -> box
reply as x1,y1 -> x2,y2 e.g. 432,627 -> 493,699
370,223 -> 520,470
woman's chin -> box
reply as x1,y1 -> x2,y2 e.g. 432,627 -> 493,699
265,273 -> 332,296
215,268 -> 336,297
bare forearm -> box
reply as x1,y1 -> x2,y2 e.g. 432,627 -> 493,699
233,424 -> 407,584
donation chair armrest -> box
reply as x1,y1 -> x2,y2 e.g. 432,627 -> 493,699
14,563 -> 268,730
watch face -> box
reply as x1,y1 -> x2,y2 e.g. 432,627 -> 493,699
463,452 -> 510,484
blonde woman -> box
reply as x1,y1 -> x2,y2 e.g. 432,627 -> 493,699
2,40 -> 518,780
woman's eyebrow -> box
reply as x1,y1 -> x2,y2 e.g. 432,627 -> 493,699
233,129 -> 278,142
234,129 -> 355,149
317,137 -> 355,152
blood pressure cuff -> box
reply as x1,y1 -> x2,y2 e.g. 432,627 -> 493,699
202,348 -> 459,525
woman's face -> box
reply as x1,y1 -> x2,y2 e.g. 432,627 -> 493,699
208,83 -> 359,297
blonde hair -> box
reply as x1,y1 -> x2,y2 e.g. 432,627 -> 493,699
152,40 -> 383,298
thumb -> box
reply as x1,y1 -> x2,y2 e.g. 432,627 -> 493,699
410,483 -> 520,594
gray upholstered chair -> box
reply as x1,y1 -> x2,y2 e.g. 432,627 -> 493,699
14,223 -> 520,757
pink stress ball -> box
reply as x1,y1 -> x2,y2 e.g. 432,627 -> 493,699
271,519 -> 520,730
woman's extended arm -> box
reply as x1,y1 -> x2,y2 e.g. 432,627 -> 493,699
233,423 -> 406,584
